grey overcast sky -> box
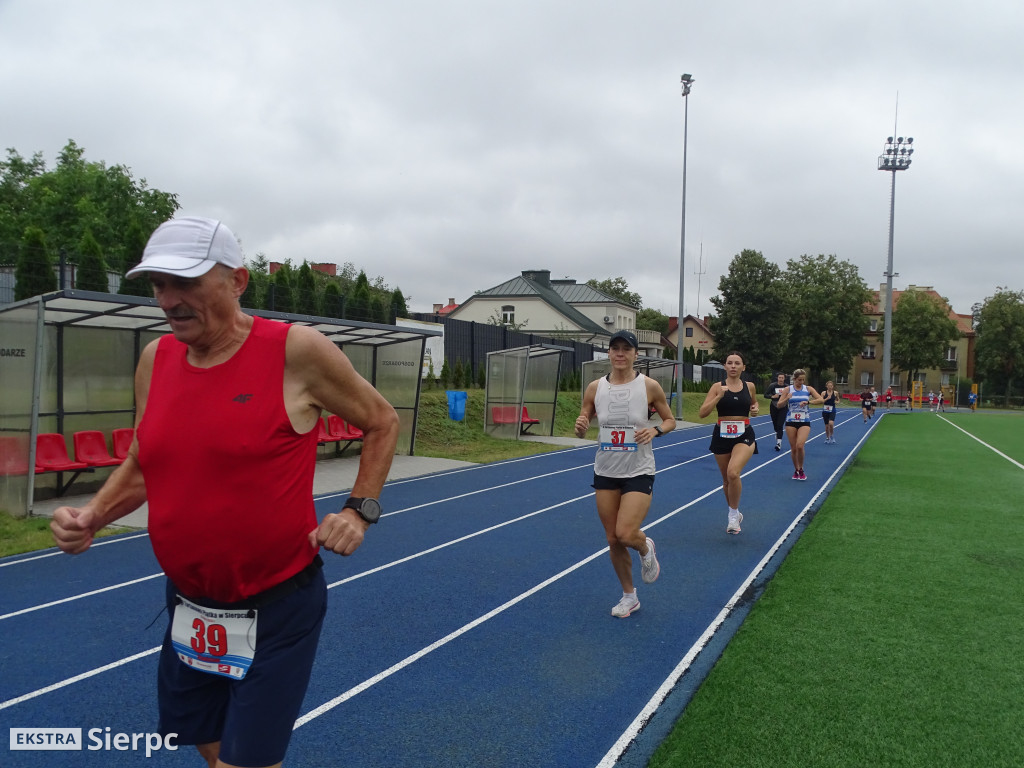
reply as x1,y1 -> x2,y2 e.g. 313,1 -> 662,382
3,0 -> 1021,317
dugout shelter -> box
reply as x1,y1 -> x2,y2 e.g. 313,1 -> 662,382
484,344 -> 570,440
0,289 -> 440,518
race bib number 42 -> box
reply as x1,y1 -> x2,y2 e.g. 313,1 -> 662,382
171,597 -> 257,680
599,425 -> 637,451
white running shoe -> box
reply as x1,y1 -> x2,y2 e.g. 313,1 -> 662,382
641,537 -> 660,583
727,511 -> 743,534
611,592 -> 640,618
775,439 -> 782,451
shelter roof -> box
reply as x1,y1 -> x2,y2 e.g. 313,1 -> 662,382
4,289 -> 441,346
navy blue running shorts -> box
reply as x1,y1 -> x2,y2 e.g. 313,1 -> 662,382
157,568 -> 327,766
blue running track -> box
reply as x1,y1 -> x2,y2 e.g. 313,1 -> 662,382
0,410 -> 882,767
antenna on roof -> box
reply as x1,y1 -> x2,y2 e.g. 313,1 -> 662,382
693,242 -> 707,317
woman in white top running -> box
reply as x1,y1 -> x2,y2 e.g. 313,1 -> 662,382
776,368 -> 824,481
575,330 -> 676,619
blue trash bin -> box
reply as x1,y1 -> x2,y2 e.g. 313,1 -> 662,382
446,390 -> 467,421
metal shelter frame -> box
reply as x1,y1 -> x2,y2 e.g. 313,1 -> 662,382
0,289 -> 440,517
581,356 -> 679,404
484,344 -> 571,440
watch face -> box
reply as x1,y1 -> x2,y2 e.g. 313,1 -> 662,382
358,498 -> 381,523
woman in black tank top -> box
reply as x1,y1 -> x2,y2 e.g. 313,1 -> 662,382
698,351 -> 759,535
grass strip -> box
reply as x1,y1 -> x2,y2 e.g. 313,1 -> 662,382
650,413 -> 1024,768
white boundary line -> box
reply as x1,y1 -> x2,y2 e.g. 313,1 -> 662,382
595,419 -> 875,767
937,414 -> 1024,471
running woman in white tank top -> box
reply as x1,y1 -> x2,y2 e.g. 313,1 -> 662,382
575,330 -> 675,619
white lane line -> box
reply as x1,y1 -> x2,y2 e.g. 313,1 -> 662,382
0,572 -> 165,622
0,533 -> 151,567
0,646 -> 161,711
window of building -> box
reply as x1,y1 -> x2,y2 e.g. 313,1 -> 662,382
945,346 -> 957,362
860,371 -> 875,386
501,305 -> 515,325
836,374 -> 849,385
889,372 -> 900,387
685,327 -> 693,337
869,319 -> 879,332
862,344 -> 876,359
942,373 -> 951,386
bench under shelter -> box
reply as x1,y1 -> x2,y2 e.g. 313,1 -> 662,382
484,344 -> 570,440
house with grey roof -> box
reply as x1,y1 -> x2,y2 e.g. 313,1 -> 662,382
447,269 -> 663,356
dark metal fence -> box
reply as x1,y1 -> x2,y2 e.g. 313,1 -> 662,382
411,314 -> 730,388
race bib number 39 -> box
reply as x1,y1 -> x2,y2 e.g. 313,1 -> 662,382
171,597 -> 257,680
599,425 -> 637,451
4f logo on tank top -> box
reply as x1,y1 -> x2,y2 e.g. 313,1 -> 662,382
233,394 -> 253,404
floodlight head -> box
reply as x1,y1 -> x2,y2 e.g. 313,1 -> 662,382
907,137 -> 914,143
897,136 -> 904,143
682,74 -> 693,83
887,136 -> 894,143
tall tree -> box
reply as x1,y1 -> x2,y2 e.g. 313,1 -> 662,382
118,220 -> 153,297
295,262 -> 320,316
347,271 -> 372,321
14,226 -> 57,300
390,287 -> 409,319
636,307 -> 670,337
322,281 -> 344,318
783,254 -> 873,380
240,252 -> 270,309
1,141 -> 178,279
585,277 -> 643,309
708,249 -> 789,377
891,289 -> 961,390
75,228 -> 109,292
973,287 -> 1024,403
268,263 -> 295,314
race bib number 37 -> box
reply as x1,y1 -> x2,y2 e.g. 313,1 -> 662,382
171,597 -> 257,680
599,425 -> 637,451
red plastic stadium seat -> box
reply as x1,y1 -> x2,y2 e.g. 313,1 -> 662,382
328,415 -> 364,441
491,406 -> 540,434
316,418 -> 340,445
35,433 -> 89,473
73,430 -> 123,467
112,428 -> 134,461
0,435 -> 31,476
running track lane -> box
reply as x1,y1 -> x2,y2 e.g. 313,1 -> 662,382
1,410 -> 879,767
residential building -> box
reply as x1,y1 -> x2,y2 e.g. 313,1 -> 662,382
846,284 -> 975,396
666,315 -> 714,360
447,269 -> 662,356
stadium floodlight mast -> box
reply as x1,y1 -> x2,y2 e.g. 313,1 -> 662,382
674,73 -> 694,419
878,134 -> 914,394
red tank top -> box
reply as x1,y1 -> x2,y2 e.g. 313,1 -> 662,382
139,316 -> 318,602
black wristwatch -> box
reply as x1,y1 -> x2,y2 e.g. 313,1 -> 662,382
654,425 -> 664,436
343,497 -> 381,524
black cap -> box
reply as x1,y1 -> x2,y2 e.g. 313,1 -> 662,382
608,330 -> 639,349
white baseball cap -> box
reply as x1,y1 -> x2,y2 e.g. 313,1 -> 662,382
126,217 -> 243,278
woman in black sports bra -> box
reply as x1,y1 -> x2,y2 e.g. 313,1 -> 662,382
698,351 -> 759,535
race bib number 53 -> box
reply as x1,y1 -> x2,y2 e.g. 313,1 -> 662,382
718,419 -> 747,438
171,597 -> 257,679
